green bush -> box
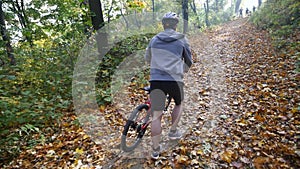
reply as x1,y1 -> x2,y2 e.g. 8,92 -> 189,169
0,31 -> 85,164
95,34 -> 154,105
251,0 -> 300,50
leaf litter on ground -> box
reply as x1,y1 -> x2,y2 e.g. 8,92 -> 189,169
3,18 -> 299,169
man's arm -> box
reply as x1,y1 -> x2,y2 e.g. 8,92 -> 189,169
182,39 -> 193,72
144,46 -> 151,64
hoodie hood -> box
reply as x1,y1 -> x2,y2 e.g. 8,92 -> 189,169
156,29 -> 185,42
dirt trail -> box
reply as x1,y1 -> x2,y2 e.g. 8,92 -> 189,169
182,17 -> 299,168
116,17 -> 299,168
112,18 -> 256,168
184,18 -> 250,139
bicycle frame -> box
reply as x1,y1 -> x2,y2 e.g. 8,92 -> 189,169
121,86 -> 172,152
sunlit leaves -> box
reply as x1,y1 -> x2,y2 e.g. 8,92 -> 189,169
127,0 -> 146,11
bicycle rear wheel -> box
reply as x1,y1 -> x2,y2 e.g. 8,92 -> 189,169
121,104 -> 150,152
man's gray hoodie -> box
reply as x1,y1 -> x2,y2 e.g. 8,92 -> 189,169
145,29 -> 193,82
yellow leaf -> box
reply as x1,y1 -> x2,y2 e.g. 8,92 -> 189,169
197,149 -> 204,155
83,134 -> 90,140
139,83 -> 144,88
99,105 -> 106,112
176,155 -> 188,164
237,119 -> 247,126
163,166 -> 172,169
253,156 -> 270,169
180,146 -> 187,154
220,150 -> 235,163
291,107 -> 298,114
258,140 -> 264,147
75,148 -> 84,155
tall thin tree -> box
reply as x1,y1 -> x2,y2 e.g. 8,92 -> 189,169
215,0 -> 219,12
182,0 -> 188,34
190,0 -> 200,28
258,0 -> 262,8
11,0 -> 32,45
152,0 -> 155,12
0,0 -> 15,65
204,0 -> 210,27
88,0 -> 108,57
152,0 -> 155,21
235,0 -> 242,14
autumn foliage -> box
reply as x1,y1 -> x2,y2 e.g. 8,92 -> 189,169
1,0 -> 299,168
1,16 -> 298,168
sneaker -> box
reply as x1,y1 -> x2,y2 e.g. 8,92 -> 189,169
151,145 -> 161,160
168,129 -> 183,140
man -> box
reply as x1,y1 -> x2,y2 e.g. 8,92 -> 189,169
144,12 -> 193,159
239,8 -> 243,18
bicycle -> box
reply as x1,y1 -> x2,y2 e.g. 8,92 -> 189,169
120,86 -> 171,152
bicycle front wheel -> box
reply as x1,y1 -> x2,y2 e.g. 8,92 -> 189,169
121,104 -> 150,152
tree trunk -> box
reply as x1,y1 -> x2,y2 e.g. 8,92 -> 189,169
88,0 -> 108,57
0,0 -> 15,65
190,0 -> 197,14
88,0 -> 105,30
204,0 -> 210,27
258,0 -> 262,8
152,0 -> 154,12
182,0 -> 188,34
235,0 -> 242,13
215,0 -> 219,12
152,0 -> 155,21
12,0 -> 32,45
190,0 -> 201,28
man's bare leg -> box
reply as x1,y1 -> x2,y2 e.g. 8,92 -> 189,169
151,110 -> 163,149
170,104 -> 182,131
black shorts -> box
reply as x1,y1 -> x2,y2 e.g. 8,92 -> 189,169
150,81 -> 184,111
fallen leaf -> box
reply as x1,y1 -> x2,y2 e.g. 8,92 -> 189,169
253,156 -> 270,169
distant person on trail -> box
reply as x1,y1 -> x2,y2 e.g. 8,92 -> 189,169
246,8 -> 250,16
239,8 -> 243,18
144,12 -> 193,159
253,6 -> 256,13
